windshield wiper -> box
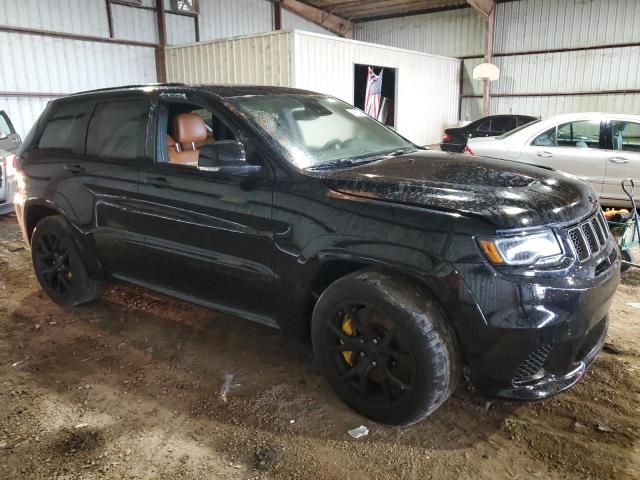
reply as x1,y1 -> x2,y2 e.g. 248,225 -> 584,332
386,147 -> 419,156
307,158 -> 373,170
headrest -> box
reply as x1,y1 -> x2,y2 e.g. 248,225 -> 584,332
166,134 -> 176,147
172,113 -> 208,145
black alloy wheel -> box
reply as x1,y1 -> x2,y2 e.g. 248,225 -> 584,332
312,270 -> 461,426
34,231 -> 74,295
31,215 -> 104,307
328,302 -> 416,409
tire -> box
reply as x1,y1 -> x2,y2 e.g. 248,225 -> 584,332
311,270 -> 461,426
31,215 -> 104,307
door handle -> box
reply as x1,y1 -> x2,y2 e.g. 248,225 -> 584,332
63,164 -> 85,174
11,138 -> 19,143
608,157 -> 629,164
537,151 -> 553,158
145,176 -> 172,188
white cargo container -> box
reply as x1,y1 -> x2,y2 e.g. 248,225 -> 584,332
166,30 -> 460,146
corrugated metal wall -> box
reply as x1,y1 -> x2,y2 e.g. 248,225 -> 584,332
0,0 -> 159,137
355,8 -> 483,58
355,0 -> 640,123
166,31 -> 294,86
198,0 -> 273,42
166,30 -> 460,145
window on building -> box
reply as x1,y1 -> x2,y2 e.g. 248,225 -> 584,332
170,0 -> 198,13
38,102 -> 90,153
86,100 -> 148,160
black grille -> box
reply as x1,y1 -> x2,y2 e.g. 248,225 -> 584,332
513,344 -> 552,384
568,211 -> 610,262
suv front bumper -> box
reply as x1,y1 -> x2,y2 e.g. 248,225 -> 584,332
454,240 -> 620,401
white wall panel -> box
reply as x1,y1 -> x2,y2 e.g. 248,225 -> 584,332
495,0 -> 640,54
354,8 -> 483,58
198,0 -> 273,42
293,32 -> 460,145
0,0 -> 109,37
166,31 -> 293,85
0,96 -> 54,139
462,94 -> 640,123
0,32 -> 156,94
492,47 -> 640,95
112,4 -> 158,43
166,12 -> 196,45
281,9 -> 336,36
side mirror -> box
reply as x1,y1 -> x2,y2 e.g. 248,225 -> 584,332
0,132 -> 7,140
198,141 -> 262,177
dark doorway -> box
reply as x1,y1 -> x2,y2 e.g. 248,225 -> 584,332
354,64 -> 396,127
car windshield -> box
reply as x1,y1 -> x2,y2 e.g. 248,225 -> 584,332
497,119 -> 541,139
230,94 -> 415,169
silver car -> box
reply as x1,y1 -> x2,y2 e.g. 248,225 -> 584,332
466,113 -> 640,207
0,110 -> 21,214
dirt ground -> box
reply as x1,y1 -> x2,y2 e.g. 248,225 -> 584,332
0,215 -> 638,480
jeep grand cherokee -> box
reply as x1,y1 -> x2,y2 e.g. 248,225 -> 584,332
13,84 -> 620,425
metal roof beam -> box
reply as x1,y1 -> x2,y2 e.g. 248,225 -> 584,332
466,0 -> 494,17
279,0 -> 353,37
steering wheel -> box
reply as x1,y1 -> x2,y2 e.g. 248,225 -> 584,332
323,139 -> 343,151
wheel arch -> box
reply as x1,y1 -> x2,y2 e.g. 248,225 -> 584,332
24,200 -> 103,277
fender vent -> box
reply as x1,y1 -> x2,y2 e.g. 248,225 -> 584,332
513,344 -> 552,384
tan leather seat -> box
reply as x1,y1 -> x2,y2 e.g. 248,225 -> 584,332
170,113 -> 209,166
166,134 -> 182,164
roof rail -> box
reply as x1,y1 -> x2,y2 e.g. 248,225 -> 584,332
69,83 -> 186,96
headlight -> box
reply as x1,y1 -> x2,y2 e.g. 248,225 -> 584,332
478,230 -> 564,267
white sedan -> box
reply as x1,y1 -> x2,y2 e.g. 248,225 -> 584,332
466,113 -> 640,207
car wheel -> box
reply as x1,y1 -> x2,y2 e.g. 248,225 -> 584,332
311,270 -> 461,426
31,215 -> 104,307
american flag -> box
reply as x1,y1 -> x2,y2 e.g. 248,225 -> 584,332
364,67 -> 383,119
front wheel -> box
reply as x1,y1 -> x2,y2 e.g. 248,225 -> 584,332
311,270 -> 461,426
31,215 -> 104,307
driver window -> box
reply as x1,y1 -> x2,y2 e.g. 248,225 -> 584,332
161,101 -> 236,167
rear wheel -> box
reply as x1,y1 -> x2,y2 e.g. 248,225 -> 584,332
31,216 -> 104,307
311,270 -> 460,426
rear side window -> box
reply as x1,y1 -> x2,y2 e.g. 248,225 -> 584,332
38,102 -> 90,153
86,100 -> 148,160
0,112 -> 14,135
491,117 -> 516,133
556,120 -> 600,148
476,119 -> 491,132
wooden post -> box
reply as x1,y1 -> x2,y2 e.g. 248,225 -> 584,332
155,0 -> 167,82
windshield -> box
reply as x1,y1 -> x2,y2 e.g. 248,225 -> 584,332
230,94 -> 415,169
497,119 -> 541,139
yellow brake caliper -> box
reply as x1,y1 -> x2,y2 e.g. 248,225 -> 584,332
340,315 -> 357,366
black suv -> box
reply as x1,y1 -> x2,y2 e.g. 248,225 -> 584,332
14,85 -> 619,426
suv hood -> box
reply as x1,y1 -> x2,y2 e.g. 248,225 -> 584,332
320,151 -> 596,230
